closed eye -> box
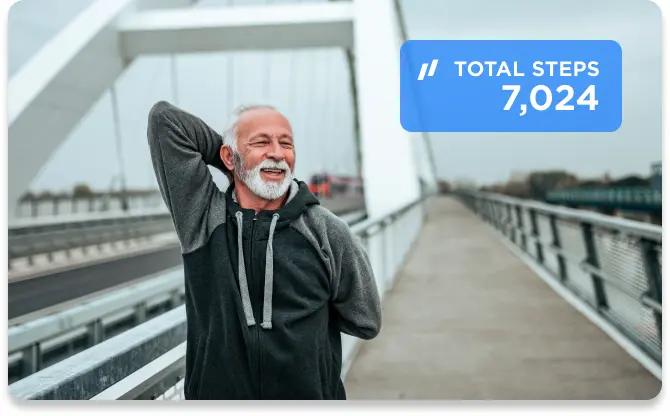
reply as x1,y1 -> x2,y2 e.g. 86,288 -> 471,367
250,138 -> 270,146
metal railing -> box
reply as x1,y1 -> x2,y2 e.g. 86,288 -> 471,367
9,197 -> 430,399
15,191 -> 164,219
456,190 -> 662,366
546,187 -> 661,210
9,207 -> 365,269
8,269 -> 185,382
9,307 -> 187,400
8,208 -> 174,267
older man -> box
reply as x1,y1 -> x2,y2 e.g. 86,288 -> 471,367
147,101 -> 381,400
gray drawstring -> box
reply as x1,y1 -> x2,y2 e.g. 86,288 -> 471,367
235,211 -> 280,330
261,213 -> 280,329
235,211 -> 255,326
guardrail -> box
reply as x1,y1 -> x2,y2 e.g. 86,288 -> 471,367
9,198 -> 429,399
546,187 -> 661,211
8,268 -> 184,382
456,190 -> 662,368
8,207 -> 365,270
10,307 -> 187,400
8,208 -> 174,267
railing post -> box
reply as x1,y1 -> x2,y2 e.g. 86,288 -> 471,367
498,202 -> 506,233
515,205 -> 527,251
640,239 -> 662,337
499,203 -> 508,239
87,319 -> 105,345
488,201 -> 495,225
21,343 -> 41,377
507,204 -> 516,244
580,223 -> 609,309
482,200 -> 489,222
491,201 -> 500,230
170,290 -> 182,309
487,200 -> 494,224
136,303 -> 148,323
549,214 -> 568,283
529,209 -> 544,264
381,219 -> 390,290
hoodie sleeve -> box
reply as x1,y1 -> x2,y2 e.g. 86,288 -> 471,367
146,100 -> 229,254
329,217 -> 382,340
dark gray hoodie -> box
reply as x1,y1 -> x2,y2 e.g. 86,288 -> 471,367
146,101 -> 381,399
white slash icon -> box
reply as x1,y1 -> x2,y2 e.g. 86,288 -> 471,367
417,59 -> 439,80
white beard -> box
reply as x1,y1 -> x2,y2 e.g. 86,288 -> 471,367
234,153 -> 294,201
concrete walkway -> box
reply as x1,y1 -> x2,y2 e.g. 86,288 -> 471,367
345,196 -> 661,400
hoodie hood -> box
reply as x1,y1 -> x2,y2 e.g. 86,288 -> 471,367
224,179 -> 319,330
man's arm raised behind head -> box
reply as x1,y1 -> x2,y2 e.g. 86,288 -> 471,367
147,100 -> 228,254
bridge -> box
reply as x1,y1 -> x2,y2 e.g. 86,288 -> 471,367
7,0 -> 661,400
346,195 -> 660,399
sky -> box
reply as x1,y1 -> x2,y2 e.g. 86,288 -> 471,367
9,0 -> 358,193
401,0 -> 661,186
8,0 -> 662,193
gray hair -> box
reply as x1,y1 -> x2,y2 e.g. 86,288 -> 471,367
222,104 -> 277,151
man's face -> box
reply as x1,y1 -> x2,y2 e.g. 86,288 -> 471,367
226,108 -> 296,200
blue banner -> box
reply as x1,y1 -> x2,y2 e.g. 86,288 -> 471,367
400,40 -> 622,132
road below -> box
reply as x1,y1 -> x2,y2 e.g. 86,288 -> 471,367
9,195 -> 365,319
9,245 -> 182,319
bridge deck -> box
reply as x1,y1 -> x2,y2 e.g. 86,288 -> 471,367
344,196 -> 660,399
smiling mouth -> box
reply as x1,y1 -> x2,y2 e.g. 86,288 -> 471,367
261,168 -> 285,179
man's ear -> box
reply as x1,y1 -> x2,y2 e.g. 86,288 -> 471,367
220,145 -> 235,173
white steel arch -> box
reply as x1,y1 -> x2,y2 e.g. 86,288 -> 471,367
8,0 -> 436,220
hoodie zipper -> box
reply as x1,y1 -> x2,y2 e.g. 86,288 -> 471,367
250,213 -> 262,399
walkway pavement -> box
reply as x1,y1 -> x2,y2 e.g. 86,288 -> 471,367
344,196 -> 661,399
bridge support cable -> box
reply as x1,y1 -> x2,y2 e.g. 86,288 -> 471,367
392,0 -> 439,191
109,86 -> 129,211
